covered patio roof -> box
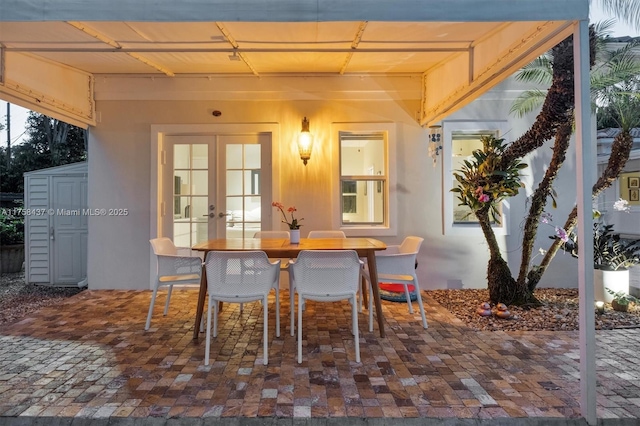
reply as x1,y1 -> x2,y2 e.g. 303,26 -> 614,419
0,0 -> 587,127
0,0 -> 598,423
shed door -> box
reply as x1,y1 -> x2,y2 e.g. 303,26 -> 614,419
52,176 -> 88,284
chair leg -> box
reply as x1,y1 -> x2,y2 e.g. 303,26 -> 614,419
290,284 -> 295,336
414,284 -> 428,329
145,286 -> 159,330
275,289 -> 280,338
163,284 -> 173,316
263,295 -> 268,365
213,297 -> 219,338
297,295 -> 303,364
352,295 -> 360,363
404,284 -> 414,314
205,294 -> 212,365
199,302 -> 205,333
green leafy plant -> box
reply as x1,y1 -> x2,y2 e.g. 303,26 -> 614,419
606,288 -> 639,307
550,216 -> 640,271
0,207 -> 24,245
593,223 -> 640,271
451,135 -> 527,224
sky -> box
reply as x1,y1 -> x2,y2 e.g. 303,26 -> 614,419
1,6 -> 638,148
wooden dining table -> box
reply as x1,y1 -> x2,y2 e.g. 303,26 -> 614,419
191,237 -> 388,338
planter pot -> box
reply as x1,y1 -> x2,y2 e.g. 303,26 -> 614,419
611,299 -> 629,312
0,244 -> 25,273
290,229 -> 300,244
594,268 -> 629,303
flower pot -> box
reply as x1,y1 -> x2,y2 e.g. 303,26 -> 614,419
0,244 -> 24,273
594,269 -> 629,303
290,229 -> 300,244
611,299 -> 629,312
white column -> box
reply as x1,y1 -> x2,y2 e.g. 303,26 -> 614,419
574,19 -> 596,425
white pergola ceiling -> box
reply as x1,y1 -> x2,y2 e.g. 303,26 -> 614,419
0,0 -> 588,128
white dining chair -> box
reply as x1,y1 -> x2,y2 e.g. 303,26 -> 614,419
372,236 -> 428,329
307,230 -> 346,239
289,250 -> 362,363
147,237 -> 203,330
254,230 -> 294,334
308,229 -> 369,314
253,231 -> 290,239
203,250 -> 281,365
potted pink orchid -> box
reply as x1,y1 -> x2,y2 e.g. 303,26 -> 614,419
272,202 -> 304,243
272,202 -> 303,229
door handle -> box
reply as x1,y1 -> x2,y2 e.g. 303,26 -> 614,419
218,212 -> 230,218
203,213 -> 215,218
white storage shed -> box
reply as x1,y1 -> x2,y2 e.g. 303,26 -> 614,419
24,162 -> 88,286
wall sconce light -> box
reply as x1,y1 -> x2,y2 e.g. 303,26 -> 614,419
427,125 -> 442,167
298,117 -> 314,165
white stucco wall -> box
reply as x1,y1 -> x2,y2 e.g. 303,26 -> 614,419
87,76 -> 583,291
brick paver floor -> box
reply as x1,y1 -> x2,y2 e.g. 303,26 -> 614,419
0,288 -> 639,424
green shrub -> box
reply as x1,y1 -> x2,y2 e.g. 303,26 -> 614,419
0,206 -> 24,245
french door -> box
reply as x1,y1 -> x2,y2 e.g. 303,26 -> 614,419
162,133 -> 271,247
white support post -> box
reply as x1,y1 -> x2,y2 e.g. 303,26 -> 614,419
574,19 -> 596,425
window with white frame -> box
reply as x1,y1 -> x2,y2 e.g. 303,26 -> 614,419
332,123 -> 397,236
443,121 -> 511,236
340,132 -> 385,224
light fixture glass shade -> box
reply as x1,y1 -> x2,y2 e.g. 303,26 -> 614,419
298,117 -> 313,165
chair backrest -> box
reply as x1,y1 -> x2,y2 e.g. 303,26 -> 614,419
150,237 -> 178,256
399,236 -> 424,254
307,230 -> 346,239
205,251 -> 279,297
291,250 -> 361,296
254,231 -> 290,239
375,236 -> 423,278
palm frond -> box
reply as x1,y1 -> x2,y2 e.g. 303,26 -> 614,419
514,57 -> 553,85
598,0 -> 640,33
510,90 -> 548,117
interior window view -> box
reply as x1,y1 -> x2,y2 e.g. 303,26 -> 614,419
451,130 -> 502,225
173,142 -> 262,247
339,131 -> 386,225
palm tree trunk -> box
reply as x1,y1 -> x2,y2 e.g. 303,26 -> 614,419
516,121 -> 573,286
527,130 -> 634,289
502,28 -> 595,165
476,206 -> 529,304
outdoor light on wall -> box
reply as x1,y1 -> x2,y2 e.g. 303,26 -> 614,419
427,125 -> 442,167
298,117 -> 314,165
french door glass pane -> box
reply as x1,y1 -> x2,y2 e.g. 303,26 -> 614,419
191,171 -> 208,195
173,144 -> 209,247
244,144 -> 261,169
192,144 -> 208,169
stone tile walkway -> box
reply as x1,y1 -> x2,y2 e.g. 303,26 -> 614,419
0,288 -> 639,425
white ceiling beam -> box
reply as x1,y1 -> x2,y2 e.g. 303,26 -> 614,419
215,22 -> 260,77
420,21 -> 574,126
66,21 -> 176,77
4,47 -> 471,54
340,21 -> 368,75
